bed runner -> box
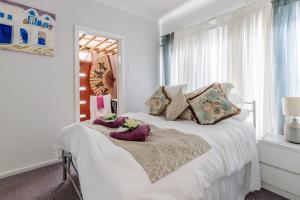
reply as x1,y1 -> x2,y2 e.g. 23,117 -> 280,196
83,120 -> 211,183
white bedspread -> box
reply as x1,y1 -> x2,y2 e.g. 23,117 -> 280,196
55,112 -> 261,200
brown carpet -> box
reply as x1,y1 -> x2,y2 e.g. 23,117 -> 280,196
0,163 -> 288,200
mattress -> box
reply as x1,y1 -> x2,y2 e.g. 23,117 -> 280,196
55,112 -> 261,200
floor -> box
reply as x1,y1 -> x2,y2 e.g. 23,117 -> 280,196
0,163 -> 289,200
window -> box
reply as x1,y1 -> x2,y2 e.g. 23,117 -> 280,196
7,14 -> 12,20
37,20 -> 42,27
169,3 -> 272,138
38,31 -> 46,45
28,10 -> 35,16
28,16 -> 36,25
0,12 -> 4,18
43,22 -> 48,28
0,23 -> 13,44
20,28 -> 28,44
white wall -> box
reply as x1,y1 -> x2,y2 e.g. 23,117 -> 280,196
0,0 -> 159,176
160,0 -> 245,35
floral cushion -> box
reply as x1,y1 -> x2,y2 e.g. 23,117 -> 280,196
178,90 -> 205,121
146,86 -> 170,115
185,82 -> 234,99
188,83 -> 240,125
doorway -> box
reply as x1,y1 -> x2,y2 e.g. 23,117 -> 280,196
74,26 -> 125,122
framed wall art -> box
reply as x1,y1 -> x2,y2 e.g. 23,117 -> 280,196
0,0 -> 55,56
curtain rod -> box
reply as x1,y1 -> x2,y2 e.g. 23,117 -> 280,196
162,0 -> 272,36
208,0 -> 271,21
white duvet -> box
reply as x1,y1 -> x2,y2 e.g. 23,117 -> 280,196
55,112 -> 261,200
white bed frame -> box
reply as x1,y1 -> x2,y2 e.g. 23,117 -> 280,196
242,100 -> 256,128
62,100 -> 257,200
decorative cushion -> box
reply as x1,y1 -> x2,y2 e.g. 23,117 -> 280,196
146,86 -> 170,115
188,83 -> 240,125
185,87 -> 208,100
166,89 -> 189,120
178,91 -> 205,121
178,83 -> 234,122
185,82 -> 234,99
164,84 -> 187,99
178,88 -> 207,121
179,107 -> 197,121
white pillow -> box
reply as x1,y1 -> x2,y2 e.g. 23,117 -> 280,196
220,82 -> 234,97
164,84 -> 187,99
228,93 -> 248,121
232,108 -> 249,121
229,93 -> 242,105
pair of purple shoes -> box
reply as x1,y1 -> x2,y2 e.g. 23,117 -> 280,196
93,117 -> 150,142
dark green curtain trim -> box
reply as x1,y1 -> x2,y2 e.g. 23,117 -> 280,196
272,0 -> 300,8
160,32 -> 174,85
160,33 -> 174,47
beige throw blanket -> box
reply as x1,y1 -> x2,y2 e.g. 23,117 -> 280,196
83,121 -> 211,183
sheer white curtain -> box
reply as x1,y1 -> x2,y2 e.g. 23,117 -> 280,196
171,25 -> 228,91
228,2 -> 273,138
171,1 -> 273,138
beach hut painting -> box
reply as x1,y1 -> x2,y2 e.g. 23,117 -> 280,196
0,0 -> 55,56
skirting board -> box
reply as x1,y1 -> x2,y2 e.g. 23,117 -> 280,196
262,182 -> 300,200
0,159 -> 61,179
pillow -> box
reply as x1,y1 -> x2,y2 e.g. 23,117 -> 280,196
164,84 -> 187,99
220,82 -> 234,97
232,108 -> 249,121
145,86 -> 170,115
185,82 -> 234,99
166,89 -> 189,120
229,93 -> 242,106
180,87 -> 206,121
185,87 -> 207,100
179,83 -> 233,121
179,107 -> 197,122
188,83 -> 240,125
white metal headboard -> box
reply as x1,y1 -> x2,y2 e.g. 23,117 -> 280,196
242,100 -> 256,128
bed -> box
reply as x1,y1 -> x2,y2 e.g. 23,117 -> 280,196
55,102 -> 260,200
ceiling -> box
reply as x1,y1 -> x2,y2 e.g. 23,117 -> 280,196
94,0 -> 245,22
94,0 -> 190,20
79,33 -> 118,55
160,0 -> 246,34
